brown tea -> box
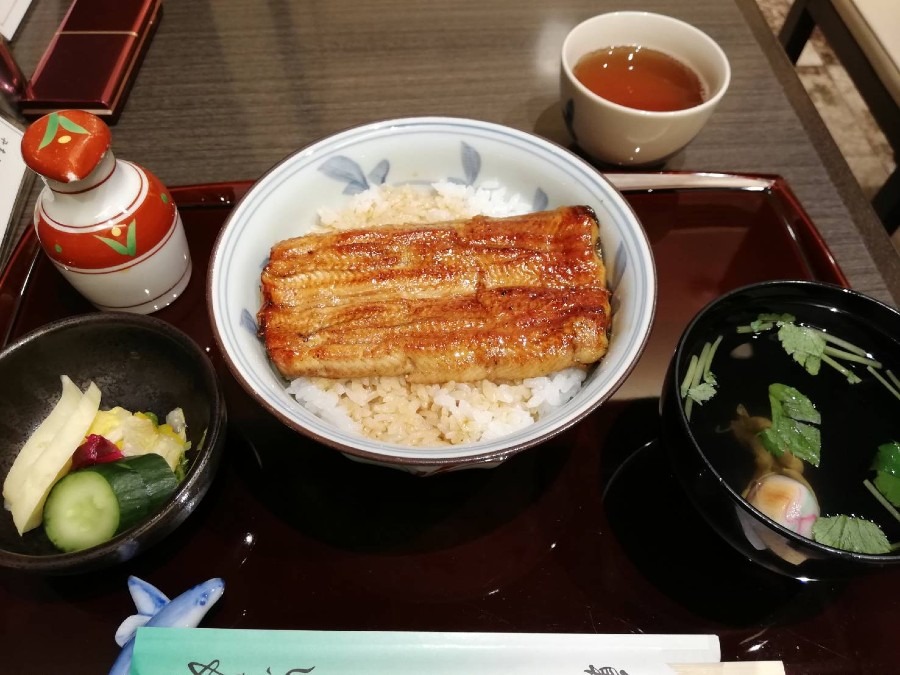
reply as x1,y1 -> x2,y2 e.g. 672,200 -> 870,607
573,45 -> 705,112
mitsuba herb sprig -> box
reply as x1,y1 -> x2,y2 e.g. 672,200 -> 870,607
864,441 -> 900,548
812,514 -> 892,554
758,383 -> 821,467
752,384 -> 892,554
680,335 -> 723,420
738,313 -> 899,397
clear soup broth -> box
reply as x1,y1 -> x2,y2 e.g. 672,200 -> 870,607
684,300 -> 900,551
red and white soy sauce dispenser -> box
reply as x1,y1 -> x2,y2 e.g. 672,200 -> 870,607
20,109 -> 191,313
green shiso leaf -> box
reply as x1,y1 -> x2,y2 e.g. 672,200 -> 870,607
757,384 -> 821,466
812,515 -> 891,554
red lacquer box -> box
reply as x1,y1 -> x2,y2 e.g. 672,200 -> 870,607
19,0 -> 161,123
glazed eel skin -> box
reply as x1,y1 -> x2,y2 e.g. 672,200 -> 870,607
258,205 -> 612,384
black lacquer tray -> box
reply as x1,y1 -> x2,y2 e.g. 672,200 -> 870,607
4,175 -> 894,675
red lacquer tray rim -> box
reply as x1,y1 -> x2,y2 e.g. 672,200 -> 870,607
603,170 -> 848,288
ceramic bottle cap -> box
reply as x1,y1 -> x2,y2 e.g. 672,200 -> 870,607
20,109 -> 111,183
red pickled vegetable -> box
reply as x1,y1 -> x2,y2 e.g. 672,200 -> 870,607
70,434 -> 124,470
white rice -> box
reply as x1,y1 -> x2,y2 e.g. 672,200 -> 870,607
286,180 -> 588,447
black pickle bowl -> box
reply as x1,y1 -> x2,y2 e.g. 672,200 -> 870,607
660,280 -> 900,579
0,312 -> 227,574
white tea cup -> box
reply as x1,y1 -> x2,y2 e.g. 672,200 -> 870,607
560,12 -> 731,166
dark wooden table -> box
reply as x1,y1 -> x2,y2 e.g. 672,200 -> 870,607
3,2 -> 900,674
7,0 -> 900,305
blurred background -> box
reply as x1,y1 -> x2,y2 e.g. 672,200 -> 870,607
755,0 -> 897,247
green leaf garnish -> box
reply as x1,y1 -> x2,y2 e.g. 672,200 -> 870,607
738,313 -> 878,384
777,323 -> 825,375
761,312 -> 796,323
870,442 -> 900,507
869,366 -> 900,401
873,441 -> 900,476
753,313 -> 795,331
737,313 -> 795,334
888,370 -> 900,391
864,478 -> 900,526
686,379 -> 717,404
757,383 -> 821,466
811,515 -> 891,554
874,473 -> 900,508
680,336 -> 723,419
770,382 -> 820,424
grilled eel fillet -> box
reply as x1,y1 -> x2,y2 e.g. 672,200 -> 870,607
258,205 -> 611,384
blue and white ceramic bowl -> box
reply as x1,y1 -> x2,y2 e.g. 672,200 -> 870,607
208,117 -> 656,474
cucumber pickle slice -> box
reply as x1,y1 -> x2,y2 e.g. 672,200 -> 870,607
43,454 -> 178,552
